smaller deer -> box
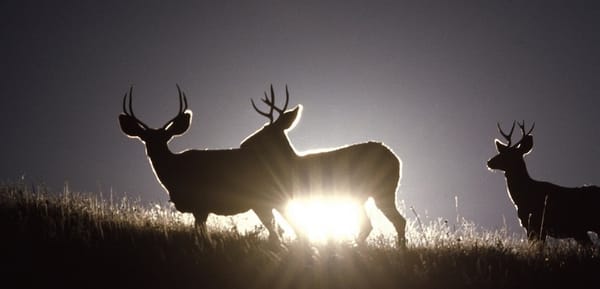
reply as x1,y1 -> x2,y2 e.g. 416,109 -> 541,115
487,121 -> 600,244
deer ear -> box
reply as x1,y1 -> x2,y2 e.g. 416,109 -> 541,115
495,139 -> 508,153
119,114 -> 146,138
276,105 -> 302,130
518,135 -> 533,154
165,111 -> 192,136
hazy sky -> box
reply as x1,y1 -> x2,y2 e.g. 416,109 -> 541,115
2,0 -> 599,233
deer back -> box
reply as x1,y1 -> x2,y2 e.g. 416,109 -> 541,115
292,142 -> 400,197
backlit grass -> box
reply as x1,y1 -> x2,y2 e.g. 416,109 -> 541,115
1,182 -> 599,289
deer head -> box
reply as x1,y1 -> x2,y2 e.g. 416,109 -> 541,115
241,85 -> 302,157
119,85 -> 192,146
487,121 -> 535,172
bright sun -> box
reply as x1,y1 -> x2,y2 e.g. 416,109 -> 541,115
285,197 -> 361,243
205,197 -> 396,243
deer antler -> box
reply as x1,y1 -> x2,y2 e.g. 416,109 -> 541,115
159,84 -> 191,127
122,86 -> 149,129
517,120 -> 535,137
497,121 -> 516,147
507,120 -> 535,148
122,85 -> 189,129
498,121 -> 535,148
251,85 -> 290,124
176,84 -> 189,114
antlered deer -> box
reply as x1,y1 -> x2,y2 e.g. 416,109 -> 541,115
487,121 -> 600,244
241,85 -> 406,246
119,86 -> 288,244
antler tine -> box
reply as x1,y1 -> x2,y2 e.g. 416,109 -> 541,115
174,84 -> 191,119
497,121 -> 516,146
268,85 -> 276,115
260,84 -> 288,114
527,122 -> 535,135
251,99 -> 274,123
123,86 -> 149,129
127,86 -> 137,119
176,84 -> 183,114
122,91 -> 129,116
517,120 -> 535,136
282,85 -> 290,112
270,84 -> 275,102
182,91 -> 188,111
251,85 -> 291,123
261,92 -> 269,106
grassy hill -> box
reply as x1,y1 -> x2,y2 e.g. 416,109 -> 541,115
1,182 -> 599,289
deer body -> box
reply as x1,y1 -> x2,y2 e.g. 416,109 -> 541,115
243,86 -> 406,245
505,167 -> 600,242
119,86 -> 288,243
488,122 -> 600,244
146,147 -> 275,215
284,143 -> 398,200
293,143 -> 404,244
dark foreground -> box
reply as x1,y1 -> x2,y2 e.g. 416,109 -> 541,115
1,183 -> 599,289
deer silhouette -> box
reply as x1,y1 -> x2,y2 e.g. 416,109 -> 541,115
487,121 -> 600,244
119,86 -> 289,244
240,85 -> 406,246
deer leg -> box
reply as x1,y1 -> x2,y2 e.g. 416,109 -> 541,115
356,204 -> 373,244
374,198 -> 407,248
254,208 -> 281,245
193,212 -> 209,238
527,229 -> 546,243
278,212 -> 307,242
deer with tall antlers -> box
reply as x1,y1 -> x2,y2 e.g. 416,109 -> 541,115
119,86 -> 289,244
487,121 -> 600,244
241,86 -> 406,246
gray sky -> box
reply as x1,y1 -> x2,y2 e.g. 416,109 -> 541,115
2,0 -> 599,233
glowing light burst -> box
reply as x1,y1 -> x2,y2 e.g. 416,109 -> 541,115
204,198 -> 397,244
285,197 -> 362,243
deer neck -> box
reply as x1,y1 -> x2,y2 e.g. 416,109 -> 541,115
268,143 -> 298,162
145,141 -> 176,170
282,140 -> 299,160
261,136 -> 299,161
504,159 -> 534,200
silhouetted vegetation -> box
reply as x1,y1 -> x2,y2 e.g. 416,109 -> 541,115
1,183 -> 599,289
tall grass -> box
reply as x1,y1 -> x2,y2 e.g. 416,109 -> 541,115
1,182 -> 598,289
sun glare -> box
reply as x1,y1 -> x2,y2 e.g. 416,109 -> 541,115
205,197 -> 397,244
285,197 -> 361,243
